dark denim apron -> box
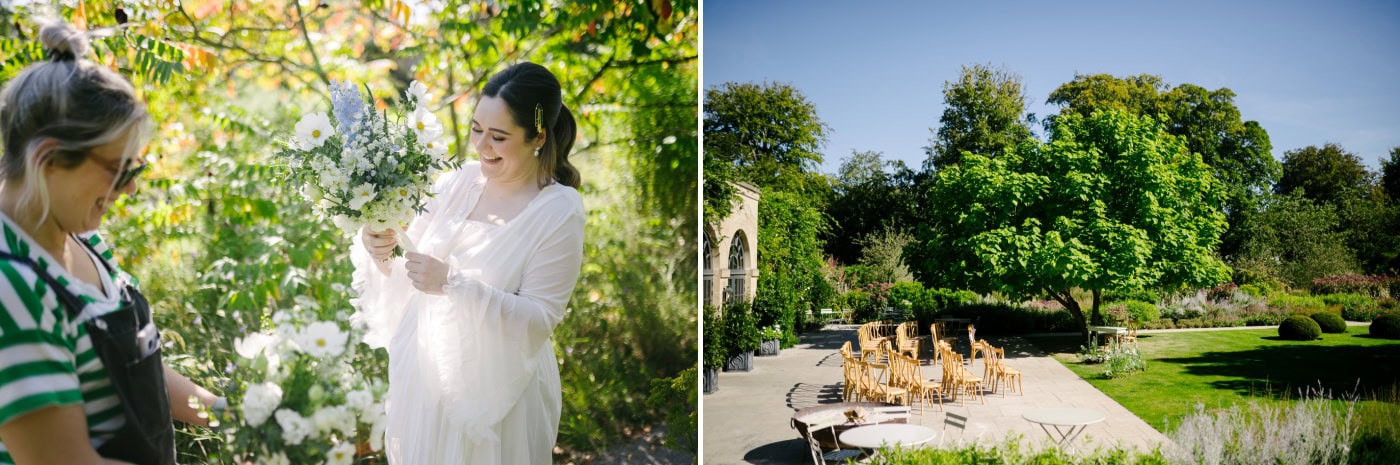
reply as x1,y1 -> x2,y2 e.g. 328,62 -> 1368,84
0,236 -> 175,465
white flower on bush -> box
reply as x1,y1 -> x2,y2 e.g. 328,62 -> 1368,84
325,442 -> 356,465
345,389 -> 375,414
258,451 -> 290,465
235,333 -> 276,360
295,321 -> 348,358
408,80 -> 431,105
294,113 -> 334,149
241,382 -> 283,427
407,106 -> 443,140
311,405 -> 356,436
348,184 -> 378,211
422,137 -> 448,159
273,409 -> 314,445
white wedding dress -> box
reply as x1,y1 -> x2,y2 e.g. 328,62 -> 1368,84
350,162 -> 585,464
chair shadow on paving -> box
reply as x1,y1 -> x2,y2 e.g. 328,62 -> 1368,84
803,327 -> 861,350
742,439 -> 809,465
786,382 -> 844,411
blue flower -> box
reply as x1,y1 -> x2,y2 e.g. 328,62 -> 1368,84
329,80 -> 364,140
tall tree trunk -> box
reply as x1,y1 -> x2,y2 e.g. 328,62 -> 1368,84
1047,289 -> 1089,341
1090,288 -> 1104,325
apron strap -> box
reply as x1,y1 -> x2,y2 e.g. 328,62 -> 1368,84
0,250 -> 86,319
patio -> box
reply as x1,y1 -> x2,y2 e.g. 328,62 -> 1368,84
701,325 -> 1168,464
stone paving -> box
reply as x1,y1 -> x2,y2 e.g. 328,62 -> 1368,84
700,326 -> 1169,464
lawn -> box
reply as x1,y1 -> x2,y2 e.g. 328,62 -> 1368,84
1026,325 -> 1400,435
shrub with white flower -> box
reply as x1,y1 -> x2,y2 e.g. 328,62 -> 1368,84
279,79 -> 458,254
222,303 -> 387,463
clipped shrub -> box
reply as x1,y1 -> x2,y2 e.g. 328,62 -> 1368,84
1123,300 -> 1160,324
1323,293 -> 1383,321
1279,315 -> 1322,341
1310,311 -> 1348,333
1372,314 -> 1400,339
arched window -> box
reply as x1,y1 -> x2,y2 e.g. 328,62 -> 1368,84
702,230 -> 714,308
726,232 -> 748,305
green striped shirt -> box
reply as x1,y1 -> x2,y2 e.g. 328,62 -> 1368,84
0,214 -> 131,464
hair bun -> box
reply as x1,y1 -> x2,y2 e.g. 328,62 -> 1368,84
39,21 -> 90,61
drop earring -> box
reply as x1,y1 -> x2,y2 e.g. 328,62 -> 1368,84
533,147 -> 541,158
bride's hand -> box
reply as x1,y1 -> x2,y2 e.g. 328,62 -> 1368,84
362,227 -> 398,262
404,252 -> 449,295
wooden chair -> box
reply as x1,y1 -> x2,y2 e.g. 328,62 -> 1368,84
857,358 -> 908,405
895,322 -> 920,359
839,341 -> 857,401
992,347 -> 1023,395
902,353 -> 944,414
946,353 -> 984,404
799,414 -> 866,465
857,324 -> 882,361
1122,323 -> 1139,343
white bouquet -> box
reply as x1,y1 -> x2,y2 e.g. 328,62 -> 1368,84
281,79 -> 457,254
223,297 -> 387,463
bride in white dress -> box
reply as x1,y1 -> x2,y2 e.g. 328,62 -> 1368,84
349,62 -> 585,465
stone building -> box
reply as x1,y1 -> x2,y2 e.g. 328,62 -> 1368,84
703,182 -> 759,309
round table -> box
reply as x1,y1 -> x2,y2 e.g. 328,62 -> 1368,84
838,423 -> 938,449
1021,407 -> 1105,452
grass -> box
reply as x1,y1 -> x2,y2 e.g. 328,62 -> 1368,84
1025,325 -> 1400,435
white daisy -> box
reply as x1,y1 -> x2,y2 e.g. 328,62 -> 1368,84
347,184 -> 378,211
325,442 -> 356,465
294,321 -> 348,358
274,409 -> 314,445
294,112 -> 334,149
407,106 -> 443,141
408,80 -> 432,105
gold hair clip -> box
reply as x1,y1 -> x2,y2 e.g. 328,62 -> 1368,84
534,103 -> 544,134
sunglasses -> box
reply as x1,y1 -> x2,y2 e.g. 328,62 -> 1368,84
110,161 -> 149,191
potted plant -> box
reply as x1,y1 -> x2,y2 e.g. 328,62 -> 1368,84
702,307 -> 725,394
757,324 -> 783,356
722,300 -> 760,372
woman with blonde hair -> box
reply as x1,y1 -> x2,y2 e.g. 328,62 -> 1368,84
0,22 -> 219,465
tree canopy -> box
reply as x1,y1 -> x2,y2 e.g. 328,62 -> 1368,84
703,81 -> 828,194
924,63 -> 1033,171
1277,143 -> 1376,206
908,110 -> 1230,337
1047,74 -> 1278,222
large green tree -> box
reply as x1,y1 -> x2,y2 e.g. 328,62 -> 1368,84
703,81 -> 828,195
908,110 -> 1230,338
1232,193 -> 1357,286
924,63 -> 1034,171
1277,143 -> 1376,206
1382,147 -> 1400,202
824,150 -> 919,264
1047,74 -> 1278,259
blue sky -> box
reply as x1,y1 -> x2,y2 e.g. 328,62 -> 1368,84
703,0 -> 1400,175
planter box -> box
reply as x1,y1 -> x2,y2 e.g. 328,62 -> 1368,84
723,351 -> 753,372
758,339 -> 781,356
702,367 -> 719,394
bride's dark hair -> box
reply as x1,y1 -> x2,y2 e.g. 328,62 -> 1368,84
481,62 -> 580,189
